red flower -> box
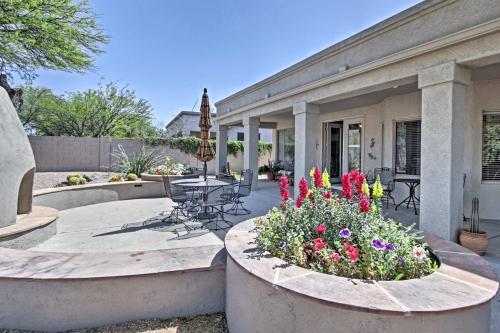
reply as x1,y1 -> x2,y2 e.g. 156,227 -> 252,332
343,241 -> 360,262
299,178 -> 308,198
341,173 -> 352,199
295,196 -> 304,208
355,173 -> 366,194
323,191 -> 331,199
279,176 -> 290,208
316,223 -> 326,235
349,169 -> 359,181
313,238 -> 327,251
313,167 -> 323,188
331,253 -> 341,262
359,193 -> 370,213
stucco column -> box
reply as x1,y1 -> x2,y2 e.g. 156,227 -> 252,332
215,124 -> 228,174
418,61 -> 470,241
243,117 -> 260,188
271,128 -> 278,162
293,102 -> 319,196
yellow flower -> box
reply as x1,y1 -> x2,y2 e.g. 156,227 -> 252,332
362,181 -> 370,198
309,168 -> 315,177
307,189 -> 313,197
370,202 -> 379,214
372,176 -> 384,199
322,169 -> 331,189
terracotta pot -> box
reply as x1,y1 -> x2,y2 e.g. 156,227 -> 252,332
267,173 -> 275,181
459,228 -> 489,256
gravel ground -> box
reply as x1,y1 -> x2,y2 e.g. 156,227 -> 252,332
34,171 -> 117,190
0,313 -> 228,333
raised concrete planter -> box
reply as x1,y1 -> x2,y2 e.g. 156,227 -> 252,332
33,180 -> 165,210
225,219 -> 499,333
140,173 -> 199,182
0,244 -> 225,331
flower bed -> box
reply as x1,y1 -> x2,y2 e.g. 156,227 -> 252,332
256,168 -> 436,281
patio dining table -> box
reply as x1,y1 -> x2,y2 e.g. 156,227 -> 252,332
171,178 -> 232,220
394,176 -> 420,215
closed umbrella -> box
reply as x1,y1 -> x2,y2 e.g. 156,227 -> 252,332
196,88 -> 215,181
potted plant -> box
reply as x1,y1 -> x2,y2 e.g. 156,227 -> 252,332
265,160 -> 278,181
459,197 -> 488,255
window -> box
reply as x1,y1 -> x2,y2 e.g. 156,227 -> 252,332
347,124 -> 362,171
277,128 -> 294,162
482,112 -> 500,181
395,120 -> 421,175
237,132 -> 244,141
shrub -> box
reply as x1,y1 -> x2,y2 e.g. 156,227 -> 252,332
82,174 -> 92,182
255,168 -> 437,281
78,177 -> 87,185
148,156 -> 187,176
127,173 -> 138,181
109,175 -> 123,182
66,173 -> 81,182
112,145 -> 162,176
68,176 -> 80,186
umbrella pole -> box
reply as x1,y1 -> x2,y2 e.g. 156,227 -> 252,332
203,161 -> 207,181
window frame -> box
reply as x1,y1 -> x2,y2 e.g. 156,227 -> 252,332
481,110 -> 500,183
393,118 -> 421,176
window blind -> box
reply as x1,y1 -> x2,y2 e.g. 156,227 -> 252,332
395,121 -> 421,175
482,112 -> 500,181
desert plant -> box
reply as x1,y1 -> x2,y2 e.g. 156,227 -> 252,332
66,173 -> 81,182
112,145 -> 162,176
127,173 -> 138,181
82,174 -> 92,182
69,176 -> 80,186
109,175 -> 123,182
78,177 -> 87,185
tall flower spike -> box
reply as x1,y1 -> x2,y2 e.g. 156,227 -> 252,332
313,167 -> 323,188
299,178 -> 309,198
322,169 -> 331,189
362,180 -> 370,197
341,173 -> 352,199
372,176 -> 383,199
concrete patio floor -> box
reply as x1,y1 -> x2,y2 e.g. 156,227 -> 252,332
30,179 -> 500,332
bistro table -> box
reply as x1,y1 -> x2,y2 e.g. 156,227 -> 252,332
394,176 -> 420,215
171,178 -> 232,220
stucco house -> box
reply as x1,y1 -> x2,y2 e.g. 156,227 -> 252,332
214,0 -> 500,241
165,110 -> 272,141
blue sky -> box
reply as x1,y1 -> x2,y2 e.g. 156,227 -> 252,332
32,0 -> 422,127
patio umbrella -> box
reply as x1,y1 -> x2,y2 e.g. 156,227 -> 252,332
196,88 -> 215,181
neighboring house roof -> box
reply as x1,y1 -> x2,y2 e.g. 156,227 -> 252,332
165,111 -> 217,130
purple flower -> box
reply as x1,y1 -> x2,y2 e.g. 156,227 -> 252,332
372,239 -> 384,250
279,240 -> 286,250
384,243 -> 395,251
339,228 -> 351,238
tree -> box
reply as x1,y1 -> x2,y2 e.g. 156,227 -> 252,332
21,82 -> 159,138
0,0 -> 108,101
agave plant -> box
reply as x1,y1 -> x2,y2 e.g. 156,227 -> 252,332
112,145 -> 162,177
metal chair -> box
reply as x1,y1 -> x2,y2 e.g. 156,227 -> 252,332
161,175 -> 198,230
225,169 -> 253,216
374,167 -> 395,208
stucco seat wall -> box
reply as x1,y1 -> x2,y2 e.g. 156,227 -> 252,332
225,219 -> 499,333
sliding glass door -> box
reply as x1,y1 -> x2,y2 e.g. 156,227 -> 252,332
323,122 -> 343,182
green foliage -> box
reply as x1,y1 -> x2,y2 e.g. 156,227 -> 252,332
20,82 -> 156,137
143,136 -> 272,157
0,0 -> 108,82
112,145 -> 162,176
108,175 -> 123,182
78,177 -> 87,185
127,173 -> 138,181
68,176 -> 80,186
148,156 -> 187,176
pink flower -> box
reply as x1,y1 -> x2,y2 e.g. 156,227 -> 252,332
295,196 -> 304,208
313,167 -> 323,188
299,178 -> 308,199
313,238 -> 327,251
341,173 -> 352,199
355,173 -> 366,195
316,223 -> 326,235
331,253 -> 341,262
349,169 -> 359,181
359,193 -> 370,213
279,176 -> 290,208
343,241 -> 360,262
323,191 -> 331,199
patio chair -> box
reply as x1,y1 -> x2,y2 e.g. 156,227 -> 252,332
225,169 -> 253,216
374,167 -> 395,208
161,175 -> 198,228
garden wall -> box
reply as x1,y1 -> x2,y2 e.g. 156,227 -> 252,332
28,136 -> 270,173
